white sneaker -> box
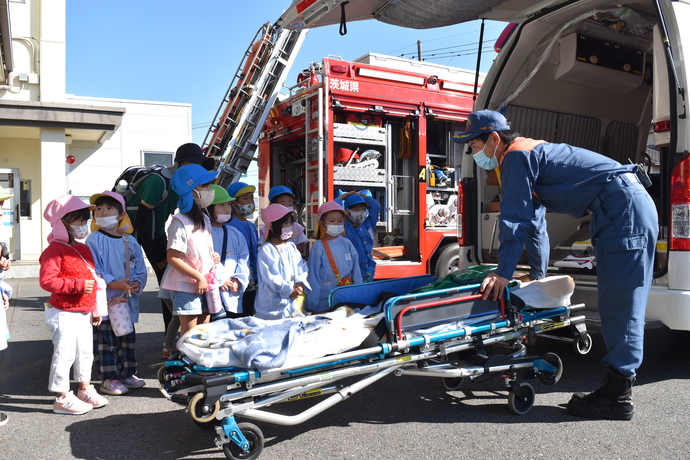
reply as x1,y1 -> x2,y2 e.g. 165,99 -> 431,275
54,391 -> 92,415
77,385 -> 109,408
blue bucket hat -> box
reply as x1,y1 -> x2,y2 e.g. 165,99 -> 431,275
452,110 -> 510,143
268,185 -> 294,201
227,181 -> 256,199
171,164 -> 219,213
344,194 -> 368,209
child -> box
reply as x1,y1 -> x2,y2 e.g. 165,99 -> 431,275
0,241 -> 12,427
160,164 -> 222,336
267,185 -> 308,254
40,195 -> 109,415
206,185 -> 249,319
227,182 -> 259,316
85,191 -> 148,396
307,201 -> 362,313
255,204 -> 310,320
336,191 -> 381,282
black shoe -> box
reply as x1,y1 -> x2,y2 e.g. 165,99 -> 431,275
0,412 -> 8,426
567,369 -> 635,420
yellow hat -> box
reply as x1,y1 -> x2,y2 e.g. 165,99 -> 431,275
89,191 -> 134,234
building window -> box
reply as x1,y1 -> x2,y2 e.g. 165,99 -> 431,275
143,151 -> 173,168
20,179 -> 30,218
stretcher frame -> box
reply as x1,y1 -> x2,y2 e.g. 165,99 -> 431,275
159,276 -> 590,460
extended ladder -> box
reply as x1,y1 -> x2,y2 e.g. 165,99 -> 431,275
202,23 -> 307,188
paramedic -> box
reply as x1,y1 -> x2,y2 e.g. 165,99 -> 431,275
453,110 -> 657,421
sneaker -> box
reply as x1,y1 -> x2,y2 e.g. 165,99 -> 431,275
100,379 -> 129,395
54,391 -> 92,415
162,347 -> 173,359
122,375 -> 146,389
77,385 -> 109,408
0,412 -> 7,426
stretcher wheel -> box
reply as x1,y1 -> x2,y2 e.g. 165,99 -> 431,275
442,377 -> 464,391
188,392 -> 220,424
222,422 -> 264,460
574,333 -> 593,355
157,364 -> 170,384
537,352 -> 563,385
508,382 -> 535,415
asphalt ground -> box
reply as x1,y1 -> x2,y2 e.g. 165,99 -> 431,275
1,278 -> 689,459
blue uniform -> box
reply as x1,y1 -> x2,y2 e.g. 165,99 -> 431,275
336,195 -> 381,282
498,139 -> 658,377
306,236 -> 363,313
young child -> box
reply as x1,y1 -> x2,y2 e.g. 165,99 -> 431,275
307,201 -> 362,313
255,204 -> 310,320
85,191 -> 148,396
206,185 -> 249,319
267,185 -> 308,254
336,191 -> 381,282
160,164 -> 222,336
40,195 -> 109,415
0,242 -> 12,427
227,182 -> 259,316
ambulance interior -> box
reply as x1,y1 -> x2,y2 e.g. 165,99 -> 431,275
471,2 -> 667,279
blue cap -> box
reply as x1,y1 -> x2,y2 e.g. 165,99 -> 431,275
452,110 -> 510,143
268,185 -> 294,201
344,194 -> 368,209
227,181 -> 256,199
171,164 -> 218,213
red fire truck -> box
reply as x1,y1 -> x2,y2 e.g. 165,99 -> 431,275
256,53 -> 482,278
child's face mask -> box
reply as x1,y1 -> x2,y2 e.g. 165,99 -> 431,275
95,215 -> 120,230
235,203 -> 255,216
216,213 -> 232,224
347,209 -> 369,226
280,224 -> 294,241
326,224 -> 344,237
194,189 -> 215,208
67,222 -> 89,240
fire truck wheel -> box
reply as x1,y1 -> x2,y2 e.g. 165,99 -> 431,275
434,243 -> 460,278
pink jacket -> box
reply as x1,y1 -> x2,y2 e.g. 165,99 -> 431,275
161,213 -> 215,294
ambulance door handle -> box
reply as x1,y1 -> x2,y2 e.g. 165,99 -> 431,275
489,214 -> 499,258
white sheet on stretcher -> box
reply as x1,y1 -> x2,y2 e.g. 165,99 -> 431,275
510,275 -> 575,309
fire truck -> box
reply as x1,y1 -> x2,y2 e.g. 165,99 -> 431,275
256,54 -> 482,278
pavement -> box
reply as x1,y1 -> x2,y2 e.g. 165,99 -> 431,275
2,277 -> 690,459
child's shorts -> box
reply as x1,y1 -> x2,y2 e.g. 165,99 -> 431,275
172,290 -> 210,316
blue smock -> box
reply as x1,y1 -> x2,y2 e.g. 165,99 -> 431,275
498,139 -> 658,376
306,236 -> 363,313
336,195 -> 381,282
210,224 -> 250,314
255,241 -> 311,320
85,230 -> 148,323
227,218 -> 259,282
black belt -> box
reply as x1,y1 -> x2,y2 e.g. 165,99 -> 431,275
587,173 -> 640,214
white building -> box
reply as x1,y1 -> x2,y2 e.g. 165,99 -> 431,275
0,0 -> 191,263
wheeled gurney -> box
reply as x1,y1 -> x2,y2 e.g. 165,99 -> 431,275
159,274 -> 590,460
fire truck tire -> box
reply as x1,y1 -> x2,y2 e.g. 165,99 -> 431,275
434,243 -> 460,278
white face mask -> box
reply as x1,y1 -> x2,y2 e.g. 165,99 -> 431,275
95,215 -> 120,230
280,225 -> 294,241
347,209 -> 369,226
70,224 -> 89,240
236,203 -> 255,216
194,189 -> 215,208
215,213 -> 232,224
326,224 -> 344,237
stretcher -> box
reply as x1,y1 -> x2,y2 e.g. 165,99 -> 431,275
159,274 -> 591,460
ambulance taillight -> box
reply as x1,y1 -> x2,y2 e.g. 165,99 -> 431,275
670,156 -> 690,250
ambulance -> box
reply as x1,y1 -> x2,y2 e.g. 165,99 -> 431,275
279,0 -> 690,331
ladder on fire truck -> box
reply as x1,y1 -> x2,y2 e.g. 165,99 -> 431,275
202,22 -> 307,188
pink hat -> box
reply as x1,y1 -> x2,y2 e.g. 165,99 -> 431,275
43,195 -> 95,244
317,201 -> 345,219
89,191 -> 134,234
260,204 -> 294,242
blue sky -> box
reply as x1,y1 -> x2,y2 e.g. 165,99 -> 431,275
66,1 -> 504,145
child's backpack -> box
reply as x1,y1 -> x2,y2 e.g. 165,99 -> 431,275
112,165 -> 173,210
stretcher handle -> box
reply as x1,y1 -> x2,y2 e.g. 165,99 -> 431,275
394,294 -> 506,340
